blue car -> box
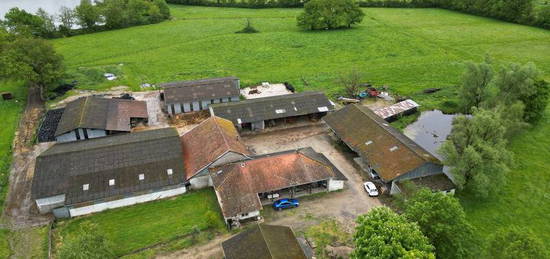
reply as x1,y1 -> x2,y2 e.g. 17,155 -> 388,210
273,198 -> 299,211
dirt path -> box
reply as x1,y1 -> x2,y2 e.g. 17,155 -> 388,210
3,86 -> 52,228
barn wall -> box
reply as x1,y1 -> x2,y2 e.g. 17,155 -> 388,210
56,131 -> 77,142
230,96 -> 239,102
328,179 -> 344,192
86,129 -> 107,138
68,185 -> 187,217
35,194 -> 66,214
251,121 -> 265,131
210,152 -> 249,168
394,163 -> 444,182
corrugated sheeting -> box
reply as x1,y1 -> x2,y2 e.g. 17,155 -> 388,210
162,77 -> 240,104
373,99 -> 419,120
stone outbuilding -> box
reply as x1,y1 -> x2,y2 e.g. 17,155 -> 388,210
210,148 -> 347,226
31,128 -> 185,218
323,104 -> 454,194
161,77 -> 240,115
181,116 -> 252,189
54,96 -> 148,142
209,91 -> 334,131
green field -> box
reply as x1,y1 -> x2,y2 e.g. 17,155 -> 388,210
460,105 -> 550,253
54,189 -> 225,256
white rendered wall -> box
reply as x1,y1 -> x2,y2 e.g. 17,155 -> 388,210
69,186 -> 186,217
328,179 -> 344,192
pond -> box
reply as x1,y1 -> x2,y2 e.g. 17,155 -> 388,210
1,0 -> 80,18
403,110 -> 459,160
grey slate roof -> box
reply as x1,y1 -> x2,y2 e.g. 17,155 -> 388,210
161,77 -> 240,104
210,91 -> 334,124
32,128 -> 185,205
222,224 -> 307,259
55,96 -> 148,136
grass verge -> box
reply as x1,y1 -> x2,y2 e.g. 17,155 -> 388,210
53,189 -> 225,256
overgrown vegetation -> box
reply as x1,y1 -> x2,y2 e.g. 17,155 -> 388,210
53,189 -> 225,256
488,227 -> 549,259
304,219 -> 352,258
58,223 -> 116,259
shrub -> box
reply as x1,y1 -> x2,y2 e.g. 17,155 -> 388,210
235,19 -> 259,33
297,0 -> 365,30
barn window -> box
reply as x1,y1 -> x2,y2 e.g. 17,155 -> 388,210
317,106 -> 329,112
389,146 -> 399,152
109,179 -> 115,186
275,109 -> 286,114
139,174 -> 145,181
82,184 -> 89,191
167,169 -> 173,175
365,140 -> 373,145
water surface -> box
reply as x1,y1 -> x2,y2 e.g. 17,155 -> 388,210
404,110 -> 458,160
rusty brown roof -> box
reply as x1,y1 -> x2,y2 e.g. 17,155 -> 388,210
323,104 -> 440,182
162,77 -> 240,104
55,96 -> 148,136
181,116 -> 251,180
210,148 -> 345,218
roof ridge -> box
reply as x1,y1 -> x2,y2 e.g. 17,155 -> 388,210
354,104 -> 433,162
257,224 -> 275,259
77,96 -> 90,128
211,91 -> 325,107
212,117 -> 232,152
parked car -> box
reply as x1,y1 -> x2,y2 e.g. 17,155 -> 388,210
369,170 -> 380,180
363,182 -> 379,197
273,198 -> 299,211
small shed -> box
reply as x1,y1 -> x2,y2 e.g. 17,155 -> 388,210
373,99 -> 419,121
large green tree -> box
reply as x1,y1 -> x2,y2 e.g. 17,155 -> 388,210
2,7 -> 45,37
352,207 -> 435,259
0,34 -> 64,99
57,223 -> 115,259
75,0 -> 101,31
297,0 -> 364,30
458,58 -> 493,114
488,227 -> 548,259
404,189 -> 477,259
438,108 -> 512,198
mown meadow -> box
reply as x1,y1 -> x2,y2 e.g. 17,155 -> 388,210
0,4 -> 547,256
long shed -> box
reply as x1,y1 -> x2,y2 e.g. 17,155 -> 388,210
323,104 -> 452,192
161,77 -> 240,115
32,128 -> 185,218
209,91 -> 334,131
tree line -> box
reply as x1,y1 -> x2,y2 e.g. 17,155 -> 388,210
166,0 -> 550,29
0,0 -> 171,39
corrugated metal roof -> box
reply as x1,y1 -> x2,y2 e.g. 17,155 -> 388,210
210,91 -> 334,124
373,99 -> 419,120
32,128 -> 185,205
55,96 -> 148,136
222,224 -> 307,259
161,77 -> 240,104
210,148 -> 344,218
323,104 -> 440,182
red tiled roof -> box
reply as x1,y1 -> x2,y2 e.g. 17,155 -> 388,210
210,148 -> 343,218
181,116 -> 251,180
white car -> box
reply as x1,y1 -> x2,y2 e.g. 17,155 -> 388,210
363,182 -> 379,197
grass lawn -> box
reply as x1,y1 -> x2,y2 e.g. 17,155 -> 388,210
52,6 -> 550,111
460,105 -> 550,253
54,189 -> 225,256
